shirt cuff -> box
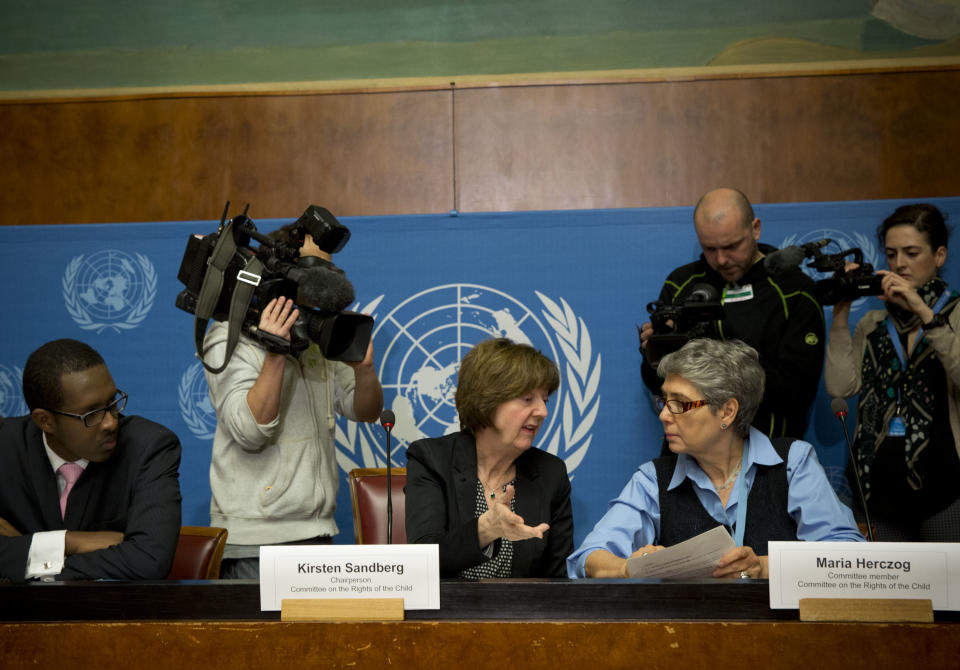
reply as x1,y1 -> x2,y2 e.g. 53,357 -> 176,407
26,530 -> 67,580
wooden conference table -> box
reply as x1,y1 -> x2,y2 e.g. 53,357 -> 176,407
1,579 -> 958,669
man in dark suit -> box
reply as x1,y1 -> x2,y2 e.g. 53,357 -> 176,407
0,339 -> 182,582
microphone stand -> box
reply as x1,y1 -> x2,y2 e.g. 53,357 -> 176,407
386,428 -> 392,545
379,411 -> 395,544
834,406 -> 875,541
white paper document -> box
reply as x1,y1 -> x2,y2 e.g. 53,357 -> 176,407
626,526 -> 735,579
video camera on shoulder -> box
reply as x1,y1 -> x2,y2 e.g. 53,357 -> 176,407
175,202 -> 373,372
641,283 -> 724,368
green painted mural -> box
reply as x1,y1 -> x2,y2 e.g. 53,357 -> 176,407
1,0 -> 958,92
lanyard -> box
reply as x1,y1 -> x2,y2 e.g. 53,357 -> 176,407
885,289 -> 951,368
732,439 -> 750,547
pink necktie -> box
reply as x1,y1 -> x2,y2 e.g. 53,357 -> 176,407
58,463 -> 84,518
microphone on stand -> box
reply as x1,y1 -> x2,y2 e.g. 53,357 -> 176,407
380,410 -> 396,544
831,398 -> 875,541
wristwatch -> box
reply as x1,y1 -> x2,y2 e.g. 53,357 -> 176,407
923,313 -> 949,330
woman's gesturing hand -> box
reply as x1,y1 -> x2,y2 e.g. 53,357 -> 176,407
478,484 -> 549,546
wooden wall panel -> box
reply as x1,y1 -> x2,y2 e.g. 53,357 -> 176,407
0,91 -> 454,225
2,620 -> 959,670
454,69 -> 960,211
1,68 -> 957,225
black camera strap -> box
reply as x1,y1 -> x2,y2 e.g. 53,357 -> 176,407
193,221 -> 264,374
194,232 -> 233,318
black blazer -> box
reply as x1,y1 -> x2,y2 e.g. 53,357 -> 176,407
0,415 -> 182,582
405,431 -> 573,578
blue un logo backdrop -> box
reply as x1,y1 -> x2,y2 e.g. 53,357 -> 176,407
63,249 -> 158,333
1,199 -> 958,543
335,284 -> 601,479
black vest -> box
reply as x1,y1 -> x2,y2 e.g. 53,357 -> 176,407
653,438 -> 798,555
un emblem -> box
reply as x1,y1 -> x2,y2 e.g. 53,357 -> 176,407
0,365 -> 27,418
779,230 -> 881,313
335,284 -> 601,477
178,361 -> 218,440
62,250 -> 157,332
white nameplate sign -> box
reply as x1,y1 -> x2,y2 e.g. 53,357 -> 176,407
259,544 -> 440,611
769,541 -> 960,610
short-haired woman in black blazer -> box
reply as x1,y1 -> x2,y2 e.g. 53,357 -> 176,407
405,338 -> 573,578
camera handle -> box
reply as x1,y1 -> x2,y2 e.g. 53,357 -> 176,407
193,219 -> 265,374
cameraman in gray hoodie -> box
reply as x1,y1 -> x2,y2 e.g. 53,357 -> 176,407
204,223 -> 383,579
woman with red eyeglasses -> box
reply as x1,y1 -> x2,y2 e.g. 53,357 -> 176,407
567,338 -> 862,579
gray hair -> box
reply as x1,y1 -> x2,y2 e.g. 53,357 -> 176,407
656,338 -> 764,437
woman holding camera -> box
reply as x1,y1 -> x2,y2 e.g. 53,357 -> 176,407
825,203 -> 960,541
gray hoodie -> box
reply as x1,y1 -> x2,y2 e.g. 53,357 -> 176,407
203,321 -> 357,550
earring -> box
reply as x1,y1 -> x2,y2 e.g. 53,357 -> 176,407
720,423 -> 728,430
